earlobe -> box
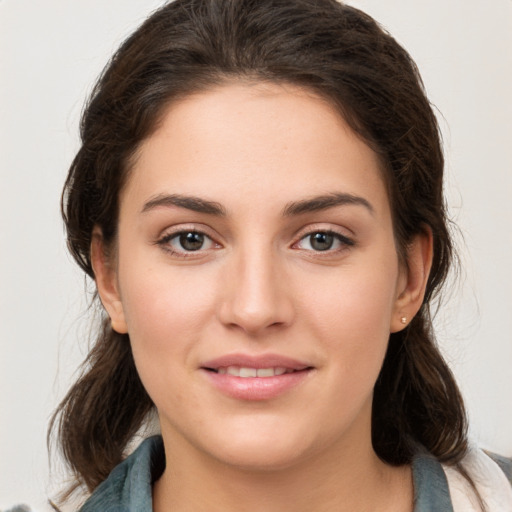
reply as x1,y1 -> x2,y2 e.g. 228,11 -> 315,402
391,228 -> 433,333
90,227 -> 128,334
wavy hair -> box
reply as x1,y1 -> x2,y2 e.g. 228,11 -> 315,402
50,0 -> 468,499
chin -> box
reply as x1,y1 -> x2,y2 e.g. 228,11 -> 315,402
202,421 -> 317,472
213,441 -> 309,472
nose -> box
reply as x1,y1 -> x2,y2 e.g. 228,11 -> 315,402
218,245 -> 295,336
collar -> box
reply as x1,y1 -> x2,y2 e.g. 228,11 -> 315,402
80,436 -> 453,511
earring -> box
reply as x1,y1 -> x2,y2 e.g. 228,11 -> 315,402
400,316 -> 407,325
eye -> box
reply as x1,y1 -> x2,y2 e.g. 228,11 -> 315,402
295,231 -> 354,252
159,230 -> 216,254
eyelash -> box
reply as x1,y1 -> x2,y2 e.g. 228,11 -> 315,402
156,228 -> 355,258
156,229 -> 218,258
293,229 -> 355,254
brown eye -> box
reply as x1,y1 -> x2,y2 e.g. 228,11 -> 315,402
178,232 -> 205,251
309,233 -> 334,251
295,231 -> 354,252
159,230 -> 216,254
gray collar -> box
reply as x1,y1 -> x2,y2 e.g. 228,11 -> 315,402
80,436 -> 454,511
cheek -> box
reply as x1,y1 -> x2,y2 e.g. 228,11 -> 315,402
117,257 -> 219,364
308,263 -> 398,339
303,258 -> 399,384
118,264 -> 220,413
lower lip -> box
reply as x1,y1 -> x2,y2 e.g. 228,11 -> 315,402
201,369 -> 312,401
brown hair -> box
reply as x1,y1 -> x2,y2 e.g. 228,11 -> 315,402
51,0 -> 468,498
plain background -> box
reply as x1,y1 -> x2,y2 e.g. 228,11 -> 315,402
1,0 -> 511,509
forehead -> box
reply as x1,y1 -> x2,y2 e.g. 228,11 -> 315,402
123,82 -> 389,218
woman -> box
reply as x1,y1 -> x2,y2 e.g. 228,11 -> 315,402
49,0 -> 512,510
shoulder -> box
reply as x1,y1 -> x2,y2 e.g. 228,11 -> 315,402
443,448 -> 512,511
79,435 -> 165,512
412,451 -> 453,511
412,448 -> 512,511
485,451 -> 512,485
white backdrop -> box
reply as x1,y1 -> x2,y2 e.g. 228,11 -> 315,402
1,0 -> 511,509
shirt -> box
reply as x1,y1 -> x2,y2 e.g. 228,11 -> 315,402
78,435 -> 512,512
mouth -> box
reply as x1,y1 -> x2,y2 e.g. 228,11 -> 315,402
203,366 -> 309,377
200,354 -> 314,400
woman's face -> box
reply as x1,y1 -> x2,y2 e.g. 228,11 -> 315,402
95,82 -> 428,471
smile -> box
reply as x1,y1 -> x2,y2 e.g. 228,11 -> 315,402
214,366 -> 296,377
200,354 -> 314,400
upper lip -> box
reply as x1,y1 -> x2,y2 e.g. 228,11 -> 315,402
201,353 -> 312,371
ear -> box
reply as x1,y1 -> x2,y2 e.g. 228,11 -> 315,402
90,227 -> 128,334
390,228 -> 433,333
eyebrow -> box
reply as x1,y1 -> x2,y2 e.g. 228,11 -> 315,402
141,192 -> 373,217
141,194 -> 227,216
282,193 -> 374,216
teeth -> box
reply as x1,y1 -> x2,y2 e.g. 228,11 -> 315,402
240,367 -> 257,377
219,366 -> 291,377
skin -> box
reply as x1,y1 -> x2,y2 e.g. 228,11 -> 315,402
92,82 -> 432,512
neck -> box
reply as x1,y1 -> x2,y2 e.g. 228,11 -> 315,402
153,427 -> 413,512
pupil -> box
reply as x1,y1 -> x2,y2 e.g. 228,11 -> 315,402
180,232 -> 204,251
310,232 -> 333,251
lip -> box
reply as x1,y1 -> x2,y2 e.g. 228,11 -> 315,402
201,353 -> 311,371
200,353 -> 314,401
